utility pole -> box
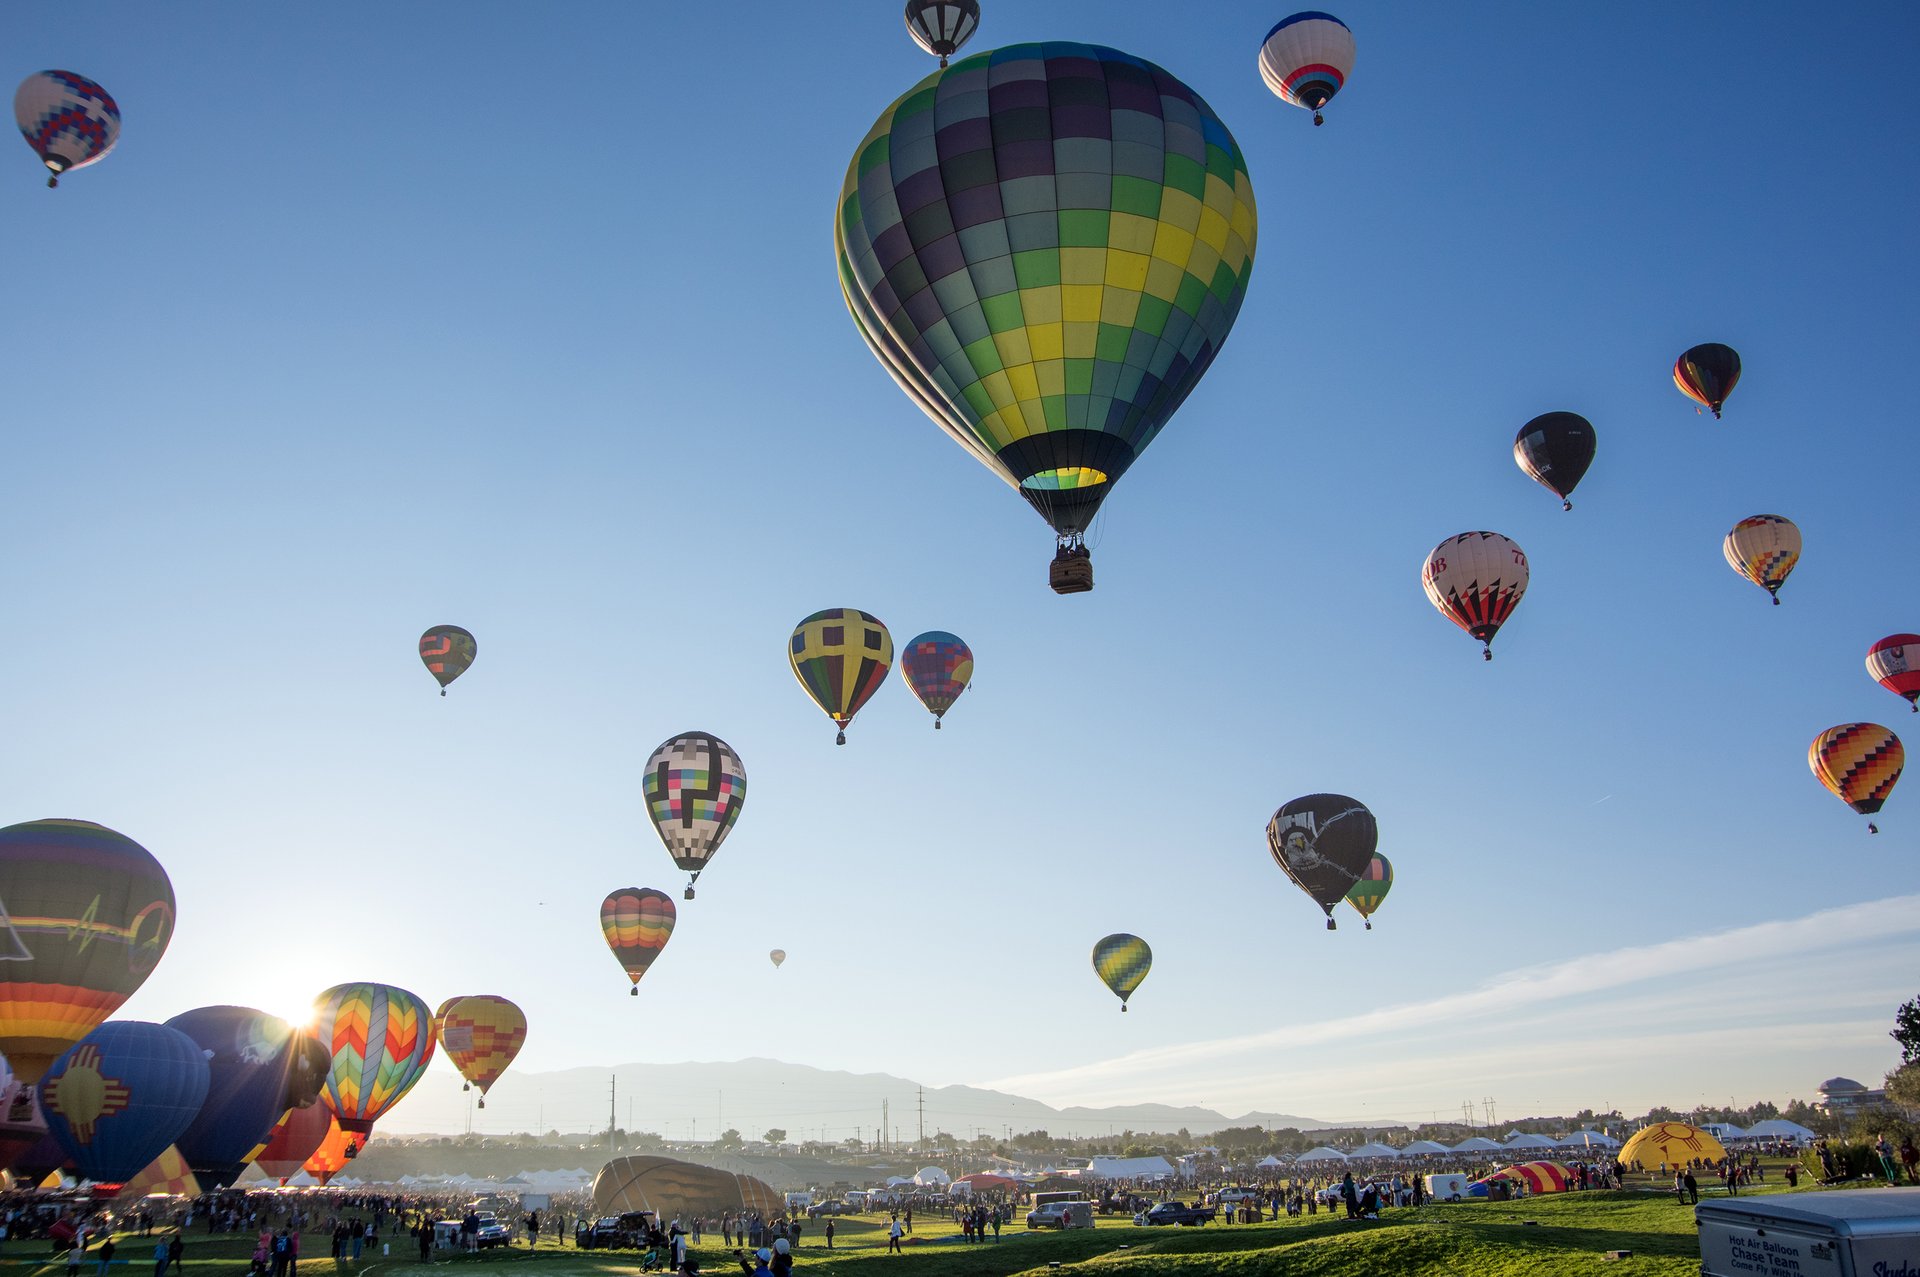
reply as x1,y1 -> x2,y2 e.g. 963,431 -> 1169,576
608,1075 -> 618,1153
1461,1100 -> 1475,1130
917,1087 -> 925,1149
1483,1097 -> 1497,1129
882,1100 -> 889,1152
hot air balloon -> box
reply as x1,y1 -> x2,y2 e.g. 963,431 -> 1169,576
419,625 -> 476,696
1259,12 -> 1356,125
1809,724 -> 1903,834
0,1052 -> 48,1173
1513,412 -> 1595,510
14,72 -> 119,188
1422,533 -> 1529,660
791,610 -> 893,744
252,1100 -> 333,1185
163,1007 -> 329,1189
438,996 -> 526,1108
311,984 -> 434,1135
1867,636 -> 1920,713
835,44 -> 1257,594
898,631 -> 974,729
643,733 -> 747,898
431,997 -> 461,1048
601,889 -> 676,995
904,0 -> 980,67
1674,343 -> 1740,418
1267,794 -> 1378,930
40,1021 -> 210,1185
1345,853 -> 1392,930
302,1116 -> 364,1185
0,819 -> 175,1084
1091,934 -> 1151,1011
1724,515 -> 1799,604
769,950 -> 786,969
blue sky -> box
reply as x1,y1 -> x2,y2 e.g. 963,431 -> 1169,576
6,2 -> 1917,1136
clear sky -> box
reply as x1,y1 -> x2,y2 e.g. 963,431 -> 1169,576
7,2 -> 1918,1138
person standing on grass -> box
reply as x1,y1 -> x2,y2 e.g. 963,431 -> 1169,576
823,1220 -> 833,1251
168,1235 -> 184,1276
887,1218 -> 903,1254
153,1238 -> 170,1277
96,1237 -> 116,1277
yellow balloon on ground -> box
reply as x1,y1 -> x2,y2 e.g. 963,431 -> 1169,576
1617,1122 -> 1726,1170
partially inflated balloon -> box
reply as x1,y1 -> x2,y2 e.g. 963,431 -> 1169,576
769,949 -> 786,969
899,631 -> 974,728
41,1021 -> 210,1185
1422,533 -> 1529,660
643,733 -> 747,898
14,72 -> 119,188
1513,412 -> 1595,510
836,44 -> 1257,587
602,889 -> 676,995
0,819 -> 176,1083
419,625 -> 476,696
1345,853 -> 1392,930
439,996 -> 526,1107
1674,343 -> 1740,418
1259,13 -> 1356,125
118,1145 -> 200,1199
1267,795 -> 1378,929
252,1101 -> 332,1184
1724,515 -> 1799,604
1868,635 -> 1920,713
790,610 -> 893,745
312,984 -> 434,1134
1809,724 -> 1903,834
1091,934 -> 1151,1011
302,1116 -> 363,1185
163,1007 -> 329,1189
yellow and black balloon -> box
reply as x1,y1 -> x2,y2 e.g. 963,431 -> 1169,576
1091,934 -> 1152,1012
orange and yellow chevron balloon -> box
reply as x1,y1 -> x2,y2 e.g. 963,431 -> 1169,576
439,995 -> 526,1107
1809,723 -> 1903,834
311,982 -> 434,1134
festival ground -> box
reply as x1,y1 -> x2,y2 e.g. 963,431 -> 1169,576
19,1181 -> 1871,1277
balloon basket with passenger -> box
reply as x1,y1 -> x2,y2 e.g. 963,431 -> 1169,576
1050,539 -> 1094,595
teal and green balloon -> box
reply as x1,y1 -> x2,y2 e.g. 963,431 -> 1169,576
1092,933 -> 1152,1011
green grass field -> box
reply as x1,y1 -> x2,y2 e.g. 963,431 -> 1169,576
17,1187 -> 1806,1277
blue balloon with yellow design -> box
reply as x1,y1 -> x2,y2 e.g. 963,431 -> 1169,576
40,1020 -> 210,1184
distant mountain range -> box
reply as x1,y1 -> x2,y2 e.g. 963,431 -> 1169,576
387,1056 -> 1334,1140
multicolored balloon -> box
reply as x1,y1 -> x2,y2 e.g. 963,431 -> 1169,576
419,625 -> 477,696
14,72 -> 119,188
301,1115 -> 363,1185
1513,412 -> 1595,511
601,888 -> 676,995
790,610 -> 893,744
438,995 -> 527,1108
0,819 -> 176,1083
118,1145 -> 201,1199
1866,635 -> 1920,713
41,1021 -> 210,1185
1259,12 -> 1356,125
1809,724 -> 1903,834
311,983 -> 435,1134
163,1006 -> 329,1189
899,631 -> 974,729
1091,934 -> 1152,1011
1345,853 -> 1392,930
643,732 -> 747,898
1724,515 -> 1799,604
251,1100 -> 333,1185
904,0 -> 980,67
769,949 -> 786,969
431,997 -> 461,1048
1674,343 -> 1741,418
1422,532 -> 1529,660
835,44 -> 1257,589
1268,794 -> 1378,930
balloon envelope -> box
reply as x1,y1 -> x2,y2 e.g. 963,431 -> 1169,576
1259,13 -> 1356,117
1866,635 -> 1920,712
1345,853 -> 1392,923
41,1021 -> 210,1185
899,631 -> 974,725
643,733 -> 747,893
790,610 -> 893,741
419,625 -> 477,693
768,950 -> 786,969
1723,515 -> 1799,603
1091,934 -> 1152,1008
1512,412 -> 1595,509
163,1006 -> 329,1188
439,996 -> 527,1099
904,0 -> 980,64
835,43 -> 1258,544
1422,533 -> 1529,657
1267,795 -> 1378,926
312,983 -> 434,1134
0,819 -> 176,1083
14,72 -> 119,182
302,1115 -> 363,1184
1673,343 -> 1740,417
252,1101 -> 332,1183
1809,724 -> 1903,819
602,889 -> 676,991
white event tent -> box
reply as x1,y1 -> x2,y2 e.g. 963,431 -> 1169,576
1451,1137 -> 1503,1152
1504,1134 -> 1562,1150
1742,1120 -> 1817,1141
1399,1140 -> 1451,1155
1297,1147 -> 1348,1162
1559,1130 -> 1622,1149
1349,1142 -> 1400,1158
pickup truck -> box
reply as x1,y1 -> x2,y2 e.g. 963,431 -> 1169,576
1132,1201 -> 1215,1227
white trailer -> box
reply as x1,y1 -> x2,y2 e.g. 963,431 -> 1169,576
1697,1188 -> 1920,1276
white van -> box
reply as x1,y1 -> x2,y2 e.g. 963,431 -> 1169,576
1698,1188 -> 1920,1276
785,1192 -> 814,1213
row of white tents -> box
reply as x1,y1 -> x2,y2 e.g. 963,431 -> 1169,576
1250,1119 -> 1819,1166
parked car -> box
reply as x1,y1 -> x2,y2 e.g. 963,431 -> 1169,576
474,1217 -> 513,1250
1215,1187 -> 1261,1205
1026,1201 -> 1095,1230
579,1212 -> 658,1249
1131,1201 -> 1215,1227
806,1201 -> 851,1218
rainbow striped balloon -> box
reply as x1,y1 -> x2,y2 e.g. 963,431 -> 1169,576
312,983 -> 434,1134
601,888 -> 676,995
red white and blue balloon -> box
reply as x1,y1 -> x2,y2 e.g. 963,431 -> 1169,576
14,71 -> 120,187
1259,12 -> 1356,125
